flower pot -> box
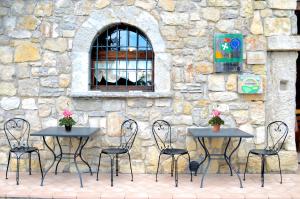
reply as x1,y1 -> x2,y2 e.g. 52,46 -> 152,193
212,125 -> 220,132
65,125 -> 72,132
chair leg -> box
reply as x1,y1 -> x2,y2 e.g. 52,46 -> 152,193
110,156 -> 114,187
96,153 -> 102,181
156,153 -> 162,182
16,157 -> 20,185
276,154 -> 283,184
116,154 -> 119,176
171,155 -> 174,177
243,152 -> 251,181
261,155 -> 265,187
127,153 -> 133,181
36,151 -> 43,179
29,153 -> 32,175
186,153 -> 192,182
175,157 -> 178,187
6,152 -> 11,179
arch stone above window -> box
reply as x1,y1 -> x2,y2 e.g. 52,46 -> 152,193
71,7 -> 171,98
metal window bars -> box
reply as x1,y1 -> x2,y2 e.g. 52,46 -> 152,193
90,23 -> 154,91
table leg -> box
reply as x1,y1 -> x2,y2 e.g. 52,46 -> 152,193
54,136 -> 63,175
78,137 -> 92,176
224,138 -> 233,176
74,137 -> 84,187
226,138 -> 243,188
41,136 -> 56,186
198,137 -> 210,188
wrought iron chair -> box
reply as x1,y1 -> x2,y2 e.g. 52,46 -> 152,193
4,118 -> 43,185
96,119 -> 138,186
243,121 -> 288,187
152,120 -> 192,187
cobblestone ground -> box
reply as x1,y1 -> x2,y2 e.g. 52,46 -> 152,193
1,169 -> 300,199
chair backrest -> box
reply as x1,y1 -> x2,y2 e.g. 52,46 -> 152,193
120,119 -> 138,150
4,118 -> 30,149
152,120 -> 172,151
266,121 -> 288,153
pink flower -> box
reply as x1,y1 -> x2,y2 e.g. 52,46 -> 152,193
212,109 -> 221,117
63,109 -> 73,118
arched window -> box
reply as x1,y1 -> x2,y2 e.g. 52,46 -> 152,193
90,23 -> 154,91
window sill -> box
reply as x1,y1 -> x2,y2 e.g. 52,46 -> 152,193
70,91 -> 173,98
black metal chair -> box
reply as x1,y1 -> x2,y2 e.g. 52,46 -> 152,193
243,121 -> 288,187
96,119 -> 138,186
4,118 -> 43,185
152,120 -> 192,187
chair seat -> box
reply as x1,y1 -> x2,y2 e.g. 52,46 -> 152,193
10,146 -> 38,153
102,147 -> 128,154
162,148 -> 188,155
250,149 -> 277,156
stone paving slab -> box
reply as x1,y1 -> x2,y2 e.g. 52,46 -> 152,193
1,171 -> 300,199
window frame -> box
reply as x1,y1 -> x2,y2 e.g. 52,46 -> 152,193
90,23 -> 155,92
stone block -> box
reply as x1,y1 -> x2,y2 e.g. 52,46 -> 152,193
158,0 -> 175,11
249,102 -> 265,125
202,7 -> 220,22
39,88 -> 64,97
0,46 -> 13,64
245,35 -> 267,51
268,0 -> 296,10
250,11 -> 263,35
231,110 -> 249,124
0,65 -> 15,81
95,0 -> 110,9
102,100 -> 125,111
254,1 -> 267,10
264,17 -> 291,36
0,97 -> 20,110
127,99 -> 153,108
183,102 -> 193,115
107,112 -> 124,137
267,36 -> 300,51
41,118 -> 57,129
14,41 -> 40,62
255,126 -> 265,145
18,15 -> 40,30
161,12 -> 189,25
208,92 -> 238,102
226,74 -> 237,91
25,111 -> 41,130
38,104 -> 52,117
34,1 -> 53,16
208,75 -> 225,91
56,96 -> 73,113
216,19 -> 235,32
247,51 -> 266,64
155,99 -> 172,107
240,0 -> 253,18
207,0 -> 239,7
195,61 -> 214,74
0,82 -> 16,96
43,38 -> 68,52
135,0 -> 156,11
40,76 -> 59,88
22,98 -> 37,110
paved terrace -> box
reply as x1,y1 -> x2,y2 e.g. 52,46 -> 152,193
1,169 -> 300,199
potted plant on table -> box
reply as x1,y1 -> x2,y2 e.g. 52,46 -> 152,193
59,109 -> 76,131
208,109 -> 224,132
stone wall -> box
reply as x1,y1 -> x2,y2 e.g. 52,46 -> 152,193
0,0 -> 298,174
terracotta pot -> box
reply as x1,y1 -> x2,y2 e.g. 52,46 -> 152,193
65,125 -> 72,132
212,125 -> 220,132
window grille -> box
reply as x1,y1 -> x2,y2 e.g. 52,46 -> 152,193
90,23 -> 154,91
